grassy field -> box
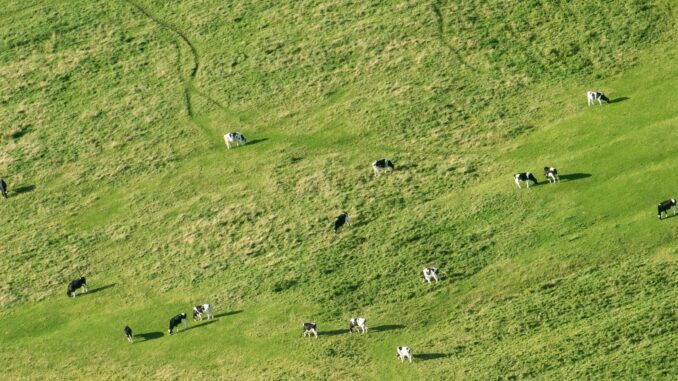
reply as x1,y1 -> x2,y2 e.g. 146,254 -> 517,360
0,0 -> 676,379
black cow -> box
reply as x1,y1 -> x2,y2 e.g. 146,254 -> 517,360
587,91 -> 610,106
168,313 -> 188,335
124,326 -> 133,343
0,178 -> 7,198
372,159 -> 395,176
658,199 -> 677,220
543,167 -> 559,183
514,172 -> 538,188
66,277 -> 88,297
303,322 -> 318,338
334,212 -> 351,233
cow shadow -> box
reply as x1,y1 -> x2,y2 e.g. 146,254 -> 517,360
12,184 -> 35,195
184,319 -> 219,331
414,353 -> 451,361
321,329 -> 348,336
660,213 -> 678,221
136,331 -> 164,342
397,163 -> 417,171
213,310 -> 243,318
559,173 -> 592,182
371,324 -> 405,332
87,284 -> 116,295
609,97 -> 629,104
247,138 -> 268,146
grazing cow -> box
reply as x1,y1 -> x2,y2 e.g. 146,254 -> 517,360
192,304 -> 214,321
423,267 -> 439,284
334,212 -> 351,233
0,178 -> 7,198
396,346 -> 413,363
543,167 -> 559,183
124,326 -> 133,343
66,277 -> 88,297
657,199 -> 677,220
372,159 -> 395,176
224,132 -> 246,149
514,172 -> 538,188
587,91 -> 610,106
349,317 -> 368,334
168,313 -> 188,335
303,322 -> 318,338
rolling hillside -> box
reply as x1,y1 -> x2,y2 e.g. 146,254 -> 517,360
0,0 -> 676,379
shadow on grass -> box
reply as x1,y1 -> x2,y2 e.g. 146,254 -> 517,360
87,284 -> 116,295
247,138 -> 268,146
184,319 -> 219,332
322,329 -> 347,336
609,97 -> 629,104
213,310 -> 243,318
371,324 -> 405,332
12,184 -> 35,195
397,163 -> 418,171
414,353 -> 451,361
559,173 -> 592,182
136,331 -> 164,342
660,213 -> 678,221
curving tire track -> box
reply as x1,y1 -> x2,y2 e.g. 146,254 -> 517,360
432,0 -> 479,73
122,0 -> 225,148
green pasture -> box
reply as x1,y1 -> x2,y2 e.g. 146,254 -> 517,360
0,0 -> 676,379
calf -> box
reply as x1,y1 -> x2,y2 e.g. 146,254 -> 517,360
334,212 -> 351,233
303,322 -> 318,338
192,304 -> 214,321
123,326 -> 133,343
587,91 -> 610,106
168,313 -> 188,335
372,159 -> 395,176
349,317 -> 368,334
657,199 -> 677,220
224,132 -> 246,149
396,346 -> 413,363
543,167 -> 559,183
66,277 -> 88,297
514,172 -> 537,188
0,178 -> 7,198
423,267 -> 439,284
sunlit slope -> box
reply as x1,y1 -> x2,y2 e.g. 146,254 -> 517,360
0,0 -> 676,379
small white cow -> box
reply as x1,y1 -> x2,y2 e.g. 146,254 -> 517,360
224,132 -> 246,149
543,167 -> 559,184
514,172 -> 537,188
423,267 -> 439,284
349,317 -> 368,334
303,322 -> 318,338
192,304 -> 214,321
587,91 -> 610,106
396,346 -> 413,363
372,159 -> 394,176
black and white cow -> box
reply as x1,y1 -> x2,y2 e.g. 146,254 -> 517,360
303,322 -> 318,338
224,132 -> 246,149
192,304 -> 214,321
543,167 -> 559,183
66,277 -> 88,297
372,159 -> 395,176
587,91 -> 610,106
349,317 -> 368,334
514,172 -> 538,188
334,212 -> 351,233
396,346 -> 413,363
168,313 -> 188,335
423,267 -> 439,284
657,199 -> 677,220
0,178 -> 7,199
124,326 -> 133,343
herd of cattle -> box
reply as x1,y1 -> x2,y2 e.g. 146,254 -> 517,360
0,89 -> 673,365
